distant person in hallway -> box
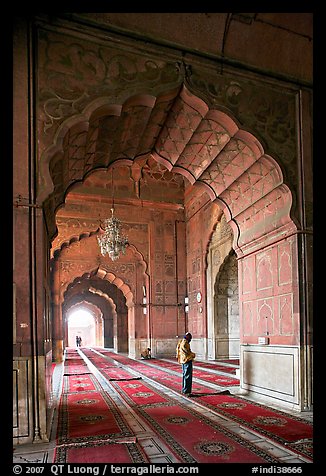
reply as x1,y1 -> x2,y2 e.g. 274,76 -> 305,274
76,336 -> 82,347
176,332 -> 196,397
141,347 -> 151,359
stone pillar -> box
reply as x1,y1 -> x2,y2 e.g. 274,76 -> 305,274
52,260 -> 64,362
296,88 -> 313,410
13,16 -> 49,443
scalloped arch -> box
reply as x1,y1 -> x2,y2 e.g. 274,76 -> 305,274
65,300 -> 103,319
64,267 -> 134,308
43,83 -> 295,252
38,91 -> 177,205
53,229 -> 100,259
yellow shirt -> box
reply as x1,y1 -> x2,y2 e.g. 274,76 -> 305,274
176,338 -> 196,364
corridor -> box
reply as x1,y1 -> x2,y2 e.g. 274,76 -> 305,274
13,347 -> 313,465
13,14 -> 313,458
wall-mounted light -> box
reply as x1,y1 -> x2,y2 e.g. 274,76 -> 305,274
184,296 -> 189,313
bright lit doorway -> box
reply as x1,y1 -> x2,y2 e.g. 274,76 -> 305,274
67,308 -> 96,347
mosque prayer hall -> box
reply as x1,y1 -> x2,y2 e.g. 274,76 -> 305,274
12,13 -> 313,467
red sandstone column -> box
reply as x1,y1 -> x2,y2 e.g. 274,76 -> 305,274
52,259 -> 64,362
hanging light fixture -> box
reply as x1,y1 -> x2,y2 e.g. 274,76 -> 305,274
97,168 -> 129,261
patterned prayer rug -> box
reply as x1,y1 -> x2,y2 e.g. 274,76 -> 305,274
83,350 -> 281,463
63,373 -> 98,393
193,393 -> 313,461
54,440 -> 148,463
54,352 -> 149,463
90,348 -> 313,462
99,351 -> 240,387
146,358 -> 240,386
193,361 -> 238,374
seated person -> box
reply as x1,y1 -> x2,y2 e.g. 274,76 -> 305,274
140,347 -> 151,359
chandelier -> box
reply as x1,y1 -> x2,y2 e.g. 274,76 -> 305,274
97,207 -> 129,261
97,168 -> 129,261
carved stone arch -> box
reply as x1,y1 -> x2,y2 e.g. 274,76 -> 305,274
62,269 -> 129,353
64,299 -> 103,318
38,87 -> 182,207
64,300 -> 105,347
50,165 -> 155,260
66,289 -> 117,350
213,249 -> 239,360
206,215 -> 234,360
64,267 -> 134,308
52,229 -> 100,259
95,243 -> 149,306
53,223 -> 149,300
55,237 -> 149,356
215,249 -> 237,291
40,80 -> 297,250
86,289 -> 117,349
92,267 -> 135,308
45,76 -> 300,373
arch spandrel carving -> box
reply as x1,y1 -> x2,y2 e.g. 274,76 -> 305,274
45,92 -> 294,241
184,66 -> 297,168
36,24 -> 300,248
37,26 -> 185,147
54,237 -> 149,309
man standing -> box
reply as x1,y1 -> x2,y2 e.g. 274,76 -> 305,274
176,332 -> 196,397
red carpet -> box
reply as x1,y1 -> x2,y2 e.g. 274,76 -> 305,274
97,350 -> 239,387
143,403 -> 272,463
91,348 -> 313,462
84,349 -> 279,463
58,389 -> 124,440
55,348 -> 312,463
111,384 -> 277,462
193,361 -> 238,374
151,358 -> 240,386
55,441 -> 147,463
219,359 -> 240,365
194,393 -> 313,460
91,350 -> 215,394
53,349 -> 149,463
63,373 -> 98,393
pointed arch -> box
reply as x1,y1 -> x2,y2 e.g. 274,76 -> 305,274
41,83 -> 296,253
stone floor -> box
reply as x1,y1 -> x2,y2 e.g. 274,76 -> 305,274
13,348 -> 313,465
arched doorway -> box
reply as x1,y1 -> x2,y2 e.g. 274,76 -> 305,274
44,81 -> 309,411
12,14 -> 313,448
214,250 -> 239,360
67,307 -> 98,347
206,213 -> 235,360
65,304 -> 104,347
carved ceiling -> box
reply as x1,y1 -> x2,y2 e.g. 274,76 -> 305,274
40,13 -> 310,314
51,84 -> 292,258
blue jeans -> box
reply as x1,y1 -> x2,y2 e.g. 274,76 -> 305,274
182,361 -> 193,394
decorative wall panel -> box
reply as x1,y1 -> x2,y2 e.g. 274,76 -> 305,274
242,345 -> 299,404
